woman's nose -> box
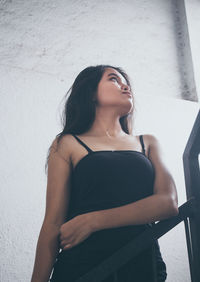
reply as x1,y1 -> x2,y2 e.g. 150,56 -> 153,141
122,84 -> 130,91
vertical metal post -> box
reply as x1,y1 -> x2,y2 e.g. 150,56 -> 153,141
183,109 -> 200,282
184,218 -> 195,281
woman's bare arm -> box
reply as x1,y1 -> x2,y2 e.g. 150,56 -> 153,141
89,134 -> 179,232
31,136 -> 72,282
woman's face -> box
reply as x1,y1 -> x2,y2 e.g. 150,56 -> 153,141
95,67 -> 133,114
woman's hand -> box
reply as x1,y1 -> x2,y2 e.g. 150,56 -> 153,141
59,213 -> 94,250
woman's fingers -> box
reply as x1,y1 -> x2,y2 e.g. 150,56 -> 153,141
60,238 -> 70,248
63,243 -> 72,250
59,229 -> 73,243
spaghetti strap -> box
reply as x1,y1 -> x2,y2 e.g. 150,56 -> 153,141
139,135 -> 146,156
72,134 -> 93,153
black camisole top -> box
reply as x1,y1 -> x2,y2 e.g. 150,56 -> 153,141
51,134 -> 167,282
67,134 -> 155,220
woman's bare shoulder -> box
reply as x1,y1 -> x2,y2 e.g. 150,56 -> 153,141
142,134 -> 163,158
134,133 -> 158,157
50,133 -> 75,162
143,134 -> 159,146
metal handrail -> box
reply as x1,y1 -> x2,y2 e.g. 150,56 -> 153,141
75,197 -> 196,282
183,109 -> 200,281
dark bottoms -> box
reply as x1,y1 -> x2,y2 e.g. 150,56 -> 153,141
49,243 -> 167,282
50,226 -> 167,282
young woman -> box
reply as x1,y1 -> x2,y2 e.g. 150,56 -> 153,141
31,65 -> 178,282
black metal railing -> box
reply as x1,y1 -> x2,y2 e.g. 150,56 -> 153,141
75,198 -> 196,282
182,108 -> 200,281
75,109 -> 200,282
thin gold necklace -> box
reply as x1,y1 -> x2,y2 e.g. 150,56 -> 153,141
105,130 -> 124,139
105,130 -> 112,139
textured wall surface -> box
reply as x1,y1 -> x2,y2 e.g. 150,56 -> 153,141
0,0 -> 199,281
0,0 -> 182,98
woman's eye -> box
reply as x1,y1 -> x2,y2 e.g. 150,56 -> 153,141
110,77 -> 118,82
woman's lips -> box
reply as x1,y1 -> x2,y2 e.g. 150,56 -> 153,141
122,92 -> 132,97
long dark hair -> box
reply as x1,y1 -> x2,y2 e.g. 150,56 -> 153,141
45,64 -> 135,174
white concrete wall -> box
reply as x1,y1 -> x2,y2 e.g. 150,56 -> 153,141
0,0 -> 199,281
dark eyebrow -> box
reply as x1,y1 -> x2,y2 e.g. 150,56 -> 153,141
107,73 -> 120,78
107,73 -> 128,85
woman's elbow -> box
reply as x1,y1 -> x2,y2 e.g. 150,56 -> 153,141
167,196 -> 179,217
